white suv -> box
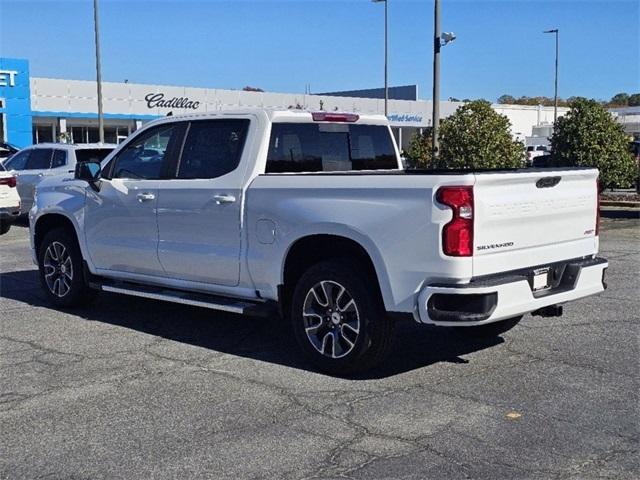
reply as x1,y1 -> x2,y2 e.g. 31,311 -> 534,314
3,143 -> 115,214
0,162 -> 20,234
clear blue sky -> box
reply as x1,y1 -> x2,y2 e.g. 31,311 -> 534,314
1,0 -> 638,102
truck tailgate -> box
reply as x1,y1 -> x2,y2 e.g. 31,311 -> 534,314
473,168 -> 599,277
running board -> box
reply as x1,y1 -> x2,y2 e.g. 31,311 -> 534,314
95,281 -> 274,317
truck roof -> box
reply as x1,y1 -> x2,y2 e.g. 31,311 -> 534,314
25,143 -> 117,150
153,108 -> 390,126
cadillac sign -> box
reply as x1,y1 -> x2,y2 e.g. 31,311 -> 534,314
144,93 -> 200,110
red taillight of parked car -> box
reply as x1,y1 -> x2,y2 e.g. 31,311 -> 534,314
437,186 -> 474,257
595,179 -> 600,236
0,176 -> 17,188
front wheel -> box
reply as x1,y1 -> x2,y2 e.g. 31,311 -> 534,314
291,261 -> 394,376
37,227 -> 97,308
454,316 -> 523,339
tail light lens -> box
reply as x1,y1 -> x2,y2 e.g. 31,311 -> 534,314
595,179 -> 600,236
437,186 -> 474,257
0,176 -> 17,188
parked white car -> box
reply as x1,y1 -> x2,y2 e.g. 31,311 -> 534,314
3,143 -> 115,214
526,145 -> 549,164
0,142 -> 19,161
0,162 -> 20,234
29,109 -> 607,374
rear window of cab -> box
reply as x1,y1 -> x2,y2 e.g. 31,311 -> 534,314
266,123 -> 398,173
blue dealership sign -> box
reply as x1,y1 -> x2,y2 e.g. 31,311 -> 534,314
0,58 -> 33,148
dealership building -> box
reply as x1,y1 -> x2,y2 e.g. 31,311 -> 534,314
1,56 -> 566,150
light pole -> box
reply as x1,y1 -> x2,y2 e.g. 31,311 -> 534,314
544,28 -> 559,125
93,0 -> 104,143
432,0 -> 455,159
372,0 -> 388,117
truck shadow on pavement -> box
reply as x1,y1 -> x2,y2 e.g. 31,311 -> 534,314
1,269 -> 503,379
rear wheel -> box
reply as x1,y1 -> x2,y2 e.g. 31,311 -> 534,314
291,261 -> 394,376
454,316 -> 523,339
37,227 -> 97,308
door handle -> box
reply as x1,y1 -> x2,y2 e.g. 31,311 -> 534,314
213,194 -> 236,205
136,192 -> 156,202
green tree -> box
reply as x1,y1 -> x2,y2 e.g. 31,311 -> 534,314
404,128 -> 434,169
628,93 -> 640,106
438,100 -> 525,169
609,92 -> 629,106
497,94 -> 516,104
404,101 -> 525,169
550,98 -> 636,189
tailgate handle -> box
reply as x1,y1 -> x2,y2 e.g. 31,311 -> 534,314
536,176 -> 561,188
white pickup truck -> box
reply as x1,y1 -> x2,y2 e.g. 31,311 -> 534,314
29,109 -> 608,374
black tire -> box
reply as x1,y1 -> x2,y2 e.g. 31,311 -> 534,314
0,221 -> 10,235
454,316 -> 523,339
37,227 -> 97,308
290,260 -> 394,376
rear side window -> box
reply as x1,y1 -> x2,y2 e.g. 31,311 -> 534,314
177,119 -> 249,179
266,123 -> 398,173
75,149 -> 114,163
51,150 -> 67,168
25,149 -> 53,170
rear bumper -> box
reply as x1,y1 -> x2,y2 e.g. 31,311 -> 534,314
0,206 -> 21,221
416,257 -> 608,326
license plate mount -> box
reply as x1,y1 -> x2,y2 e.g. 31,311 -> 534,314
532,268 -> 551,291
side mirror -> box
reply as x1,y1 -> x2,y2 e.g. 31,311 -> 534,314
75,161 -> 102,191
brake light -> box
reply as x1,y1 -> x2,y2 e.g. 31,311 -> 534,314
311,112 -> 359,122
0,176 -> 17,188
437,186 -> 474,257
595,179 -> 600,236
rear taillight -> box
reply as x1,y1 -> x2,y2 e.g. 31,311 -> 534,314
311,112 -> 359,122
595,179 -> 600,236
0,176 -> 17,188
437,186 -> 474,257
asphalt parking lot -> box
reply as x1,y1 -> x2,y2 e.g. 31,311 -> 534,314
1,218 -> 638,479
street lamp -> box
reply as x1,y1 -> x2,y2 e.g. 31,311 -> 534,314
372,0 -> 388,117
93,0 -> 104,143
544,28 -> 559,125
432,0 -> 456,159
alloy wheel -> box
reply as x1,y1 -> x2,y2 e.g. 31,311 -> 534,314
302,280 -> 361,359
43,241 -> 73,298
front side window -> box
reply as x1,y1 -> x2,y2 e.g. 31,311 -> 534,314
25,149 -> 53,170
51,150 -> 67,168
110,124 -> 176,179
4,150 -> 31,171
177,120 -> 249,179
266,123 -> 398,173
